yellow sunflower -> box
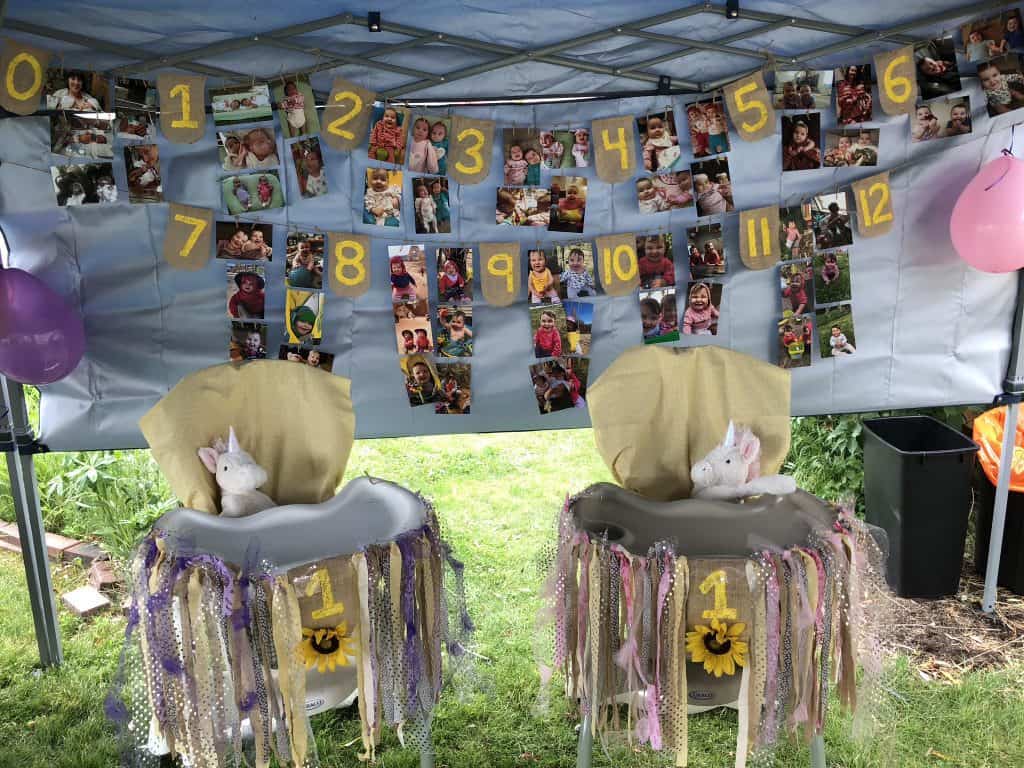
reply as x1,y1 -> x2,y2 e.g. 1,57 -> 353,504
298,622 -> 357,673
685,618 -> 748,677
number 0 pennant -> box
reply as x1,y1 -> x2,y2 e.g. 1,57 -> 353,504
0,39 -> 52,115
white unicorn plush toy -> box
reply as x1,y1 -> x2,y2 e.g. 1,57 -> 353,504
690,420 -> 797,501
197,426 -> 276,517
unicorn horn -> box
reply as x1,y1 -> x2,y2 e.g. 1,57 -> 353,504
228,426 -> 240,453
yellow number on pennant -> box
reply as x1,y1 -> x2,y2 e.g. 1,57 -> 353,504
600,127 -> 631,170
602,244 -> 638,283
5,51 -> 42,102
486,252 -> 514,292
169,83 -> 199,129
732,81 -> 769,133
306,568 -> 345,620
858,182 -> 893,228
746,215 -> 773,260
333,240 -> 367,286
699,569 -> 738,621
326,90 -> 362,140
173,214 -> 207,259
455,127 -> 485,175
883,56 -> 913,104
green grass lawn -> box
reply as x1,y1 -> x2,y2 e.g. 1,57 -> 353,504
3,430 -> 1024,767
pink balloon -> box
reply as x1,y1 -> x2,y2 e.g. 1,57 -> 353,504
950,154 -> 1024,273
0,268 -> 85,385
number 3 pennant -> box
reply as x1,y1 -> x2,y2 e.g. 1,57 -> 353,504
448,115 -> 494,185
320,78 -> 376,152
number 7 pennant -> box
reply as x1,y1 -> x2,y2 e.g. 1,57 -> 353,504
163,204 -> 213,270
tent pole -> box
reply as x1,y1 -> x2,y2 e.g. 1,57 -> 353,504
0,376 -> 62,667
576,714 -> 593,768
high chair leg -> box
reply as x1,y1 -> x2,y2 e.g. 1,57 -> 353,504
810,734 -> 826,768
576,714 -> 593,768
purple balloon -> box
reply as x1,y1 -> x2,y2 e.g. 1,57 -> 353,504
0,267 -> 85,385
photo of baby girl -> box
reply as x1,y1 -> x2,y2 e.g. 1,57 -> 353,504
400,354 -> 443,407
686,98 -> 731,158
979,55 -> 1024,117
636,233 -> 676,289
817,303 -> 857,357
962,10 -> 1024,62
823,129 -> 879,167
216,222 -> 273,261
363,168 -> 403,227
407,115 -> 450,175
774,70 -> 834,110
549,176 -> 587,233
780,260 -> 814,317
529,357 -> 589,414
229,322 -> 267,362
393,300 -> 434,356
435,306 -> 473,357
686,224 -> 726,279
813,250 -> 851,305
914,37 -> 961,101
286,289 -> 323,346
50,112 -> 114,159
782,114 -> 822,171
278,345 -> 335,372
218,127 -> 280,171
540,130 -> 578,170
272,76 -> 320,138
114,78 -> 157,142
530,304 -> 569,358
778,205 -> 814,260
285,231 -> 323,288
638,110 -> 682,172
124,144 -> 162,204
834,65 -> 873,125
388,244 -> 429,303
436,247 -> 473,304
563,301 -> 593,355
912,97 -> 972,142
681,281 -> 721,336
210,84 -> 272,125
226,264 -> 266,320
50,163 -> 116,206
413,177 -> 451,234
640,287 -> 680,344
690,157 -> 734,217
433,362 -> 471,415
777,315 -> 813,369
367,105 -> 408,164
636,171 -> 694,214
502,129 -> 544,185
811,192 -> 853,250
555,243 -> 597,299
496,187 -> 550,227
528,249 -> 561,304
291,138 -> 328,198
220,171 -> 284,214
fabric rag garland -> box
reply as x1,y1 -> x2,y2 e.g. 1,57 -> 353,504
543,498 -> 886,767
106,505 -> 472,767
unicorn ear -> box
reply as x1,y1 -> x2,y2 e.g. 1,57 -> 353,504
228,426 -> 240,453
723,420 -> 736,448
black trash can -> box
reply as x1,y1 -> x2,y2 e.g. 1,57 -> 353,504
863,416 -> 979,598
972,461 -> 1024,594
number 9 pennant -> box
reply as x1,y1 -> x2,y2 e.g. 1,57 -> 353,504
321,78 -> 376,152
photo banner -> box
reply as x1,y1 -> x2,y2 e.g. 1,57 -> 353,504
852,171 -> 895,238
0,39 -> 51,115
594,233 -> 639,295
479,241 -> 521,306
327,232 -> 371,298
320,77 -> 376,152
592,116 -> 638,183
157,73 -> 207,144
723,71 -> 776,143
163,204 -> 213,271
738,205 -> 781,270
874,46 -> 918,115
448,115 -> 495,185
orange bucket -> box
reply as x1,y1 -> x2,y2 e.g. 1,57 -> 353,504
973,406 -> 1024,492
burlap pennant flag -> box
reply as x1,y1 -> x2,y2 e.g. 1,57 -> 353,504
852,171 -> 895,237
0,39 -> 51,115
448,115 -> 495,185
157,73 -> 207,144
874,46 -> 918,115
594,233 -> 639,296
320,77 -> 376,152
163,203 -> 213,270
685,559 -> 754,676
479,242 -> 521,306
723,71 -> 776,142
592,116 -> 637,183
327,232 -> 371,298
738,205 -> 781,270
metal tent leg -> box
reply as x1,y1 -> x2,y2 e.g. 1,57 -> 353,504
576,714 -> 593,768
810,733 -> 826,768
419,716 -> 435,768
1,377 -> 62,668
982,400 -> 1019,613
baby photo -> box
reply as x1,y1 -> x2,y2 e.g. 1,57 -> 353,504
690,157 -> 734,217
217,127 -> 280,171
539,129 -> 582,169
914,37 -> 961,101
286,289 -> 323,346
503,129 -> 544,185
774,70 -> 834,110
686,98 -> 731,158
638,109 -> 682,172
226,264 -> 266,320
394,301 -> 434,356
637,233 -> 676,289
912,97 -> 972,142
124,144 -> 162,203
285,231 -> 324,288
435,306 -> 473,357
400,353 -> 441,407
834,65 -> 873,124
636,172 -> 694,214
50,163 -> 116,206
211,83 -> 272,124
496,186 -> 550,227
216,221 -> 273,261
823,128 -> 879,167
555,243 -> 597,299
686,224 -> 726,278
778,204 -> 815,260
527,249 -> 561,304
780,260 -> 815,317
388,244 -> 429,303
963,10 -> 1024,62
44,69 -> 111,110
272,76 -> 320,138
563,301 -> 593,355
291,138 -> 328,199
979,55 -> 1024,117
229,322 -> 268,362
640,287 -> 680,344
530,304 -> 569,358
549,176 -> 587,233
817,303 -> 857,357
363,168 -> 403,227
407,115 -> 450,175
413,176 -> 451,234
114,77 -> 158,141
530,357 -> 589,414
682,281 -> 722,336
777,315 -> 813,369
278,344 -> 335,372
782,114 -> 822,171
811,192 -> 853,249
813,250 -> 852,305
566,128 -> 590,168
368,105 -> 409,165
436,247 -> 473,304
221,171 -> 284,214
50,112 -> 114,159
433,362 -> 472,415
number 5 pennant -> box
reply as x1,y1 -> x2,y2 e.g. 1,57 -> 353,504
723,71 -> 776,142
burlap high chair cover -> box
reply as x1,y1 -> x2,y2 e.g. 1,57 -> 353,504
139,360 -> 355,514
586,345 -> 791,501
